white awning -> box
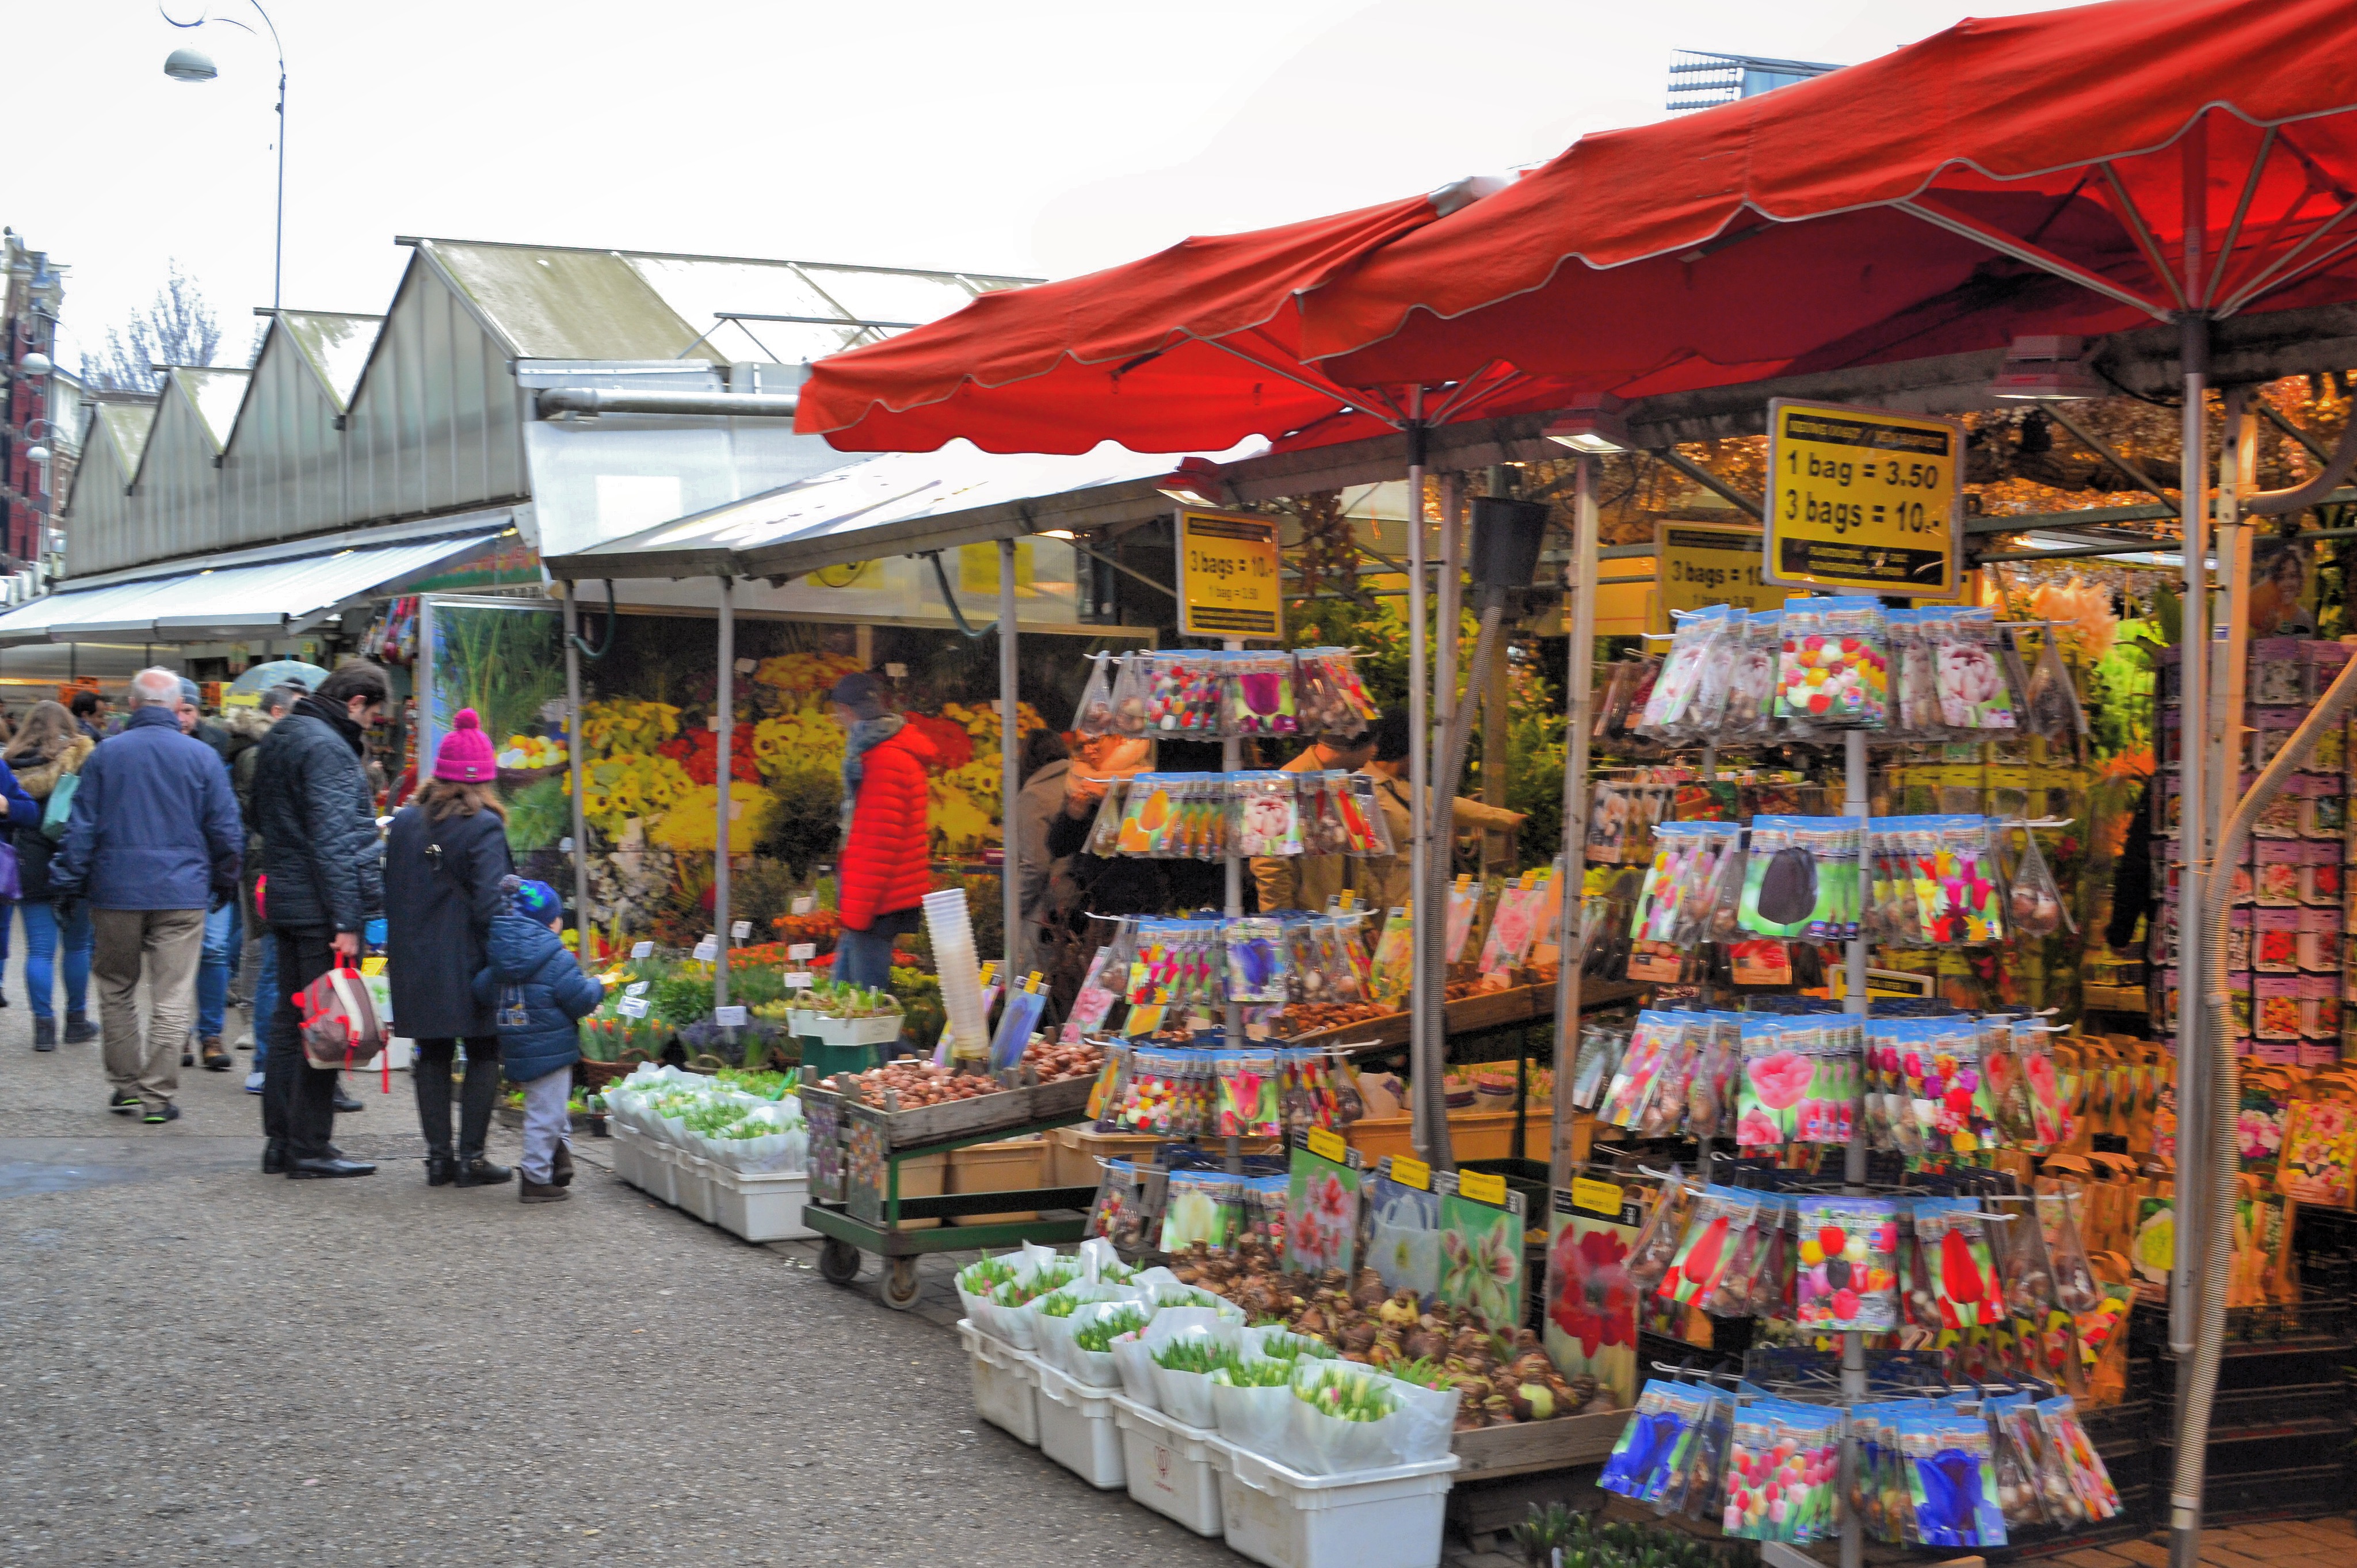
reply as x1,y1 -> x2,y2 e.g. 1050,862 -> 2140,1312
0,533 -> 502,646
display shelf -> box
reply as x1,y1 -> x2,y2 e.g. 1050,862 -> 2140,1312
1284,979 -> 1650,1051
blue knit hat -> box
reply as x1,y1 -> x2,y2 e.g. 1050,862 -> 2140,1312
509,878 -> 562,922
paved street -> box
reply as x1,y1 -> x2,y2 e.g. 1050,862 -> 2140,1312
0,992 -> 1231,1568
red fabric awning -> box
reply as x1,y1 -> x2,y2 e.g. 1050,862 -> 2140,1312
1301,0 -> 2357,395
795,191 -> 1471,454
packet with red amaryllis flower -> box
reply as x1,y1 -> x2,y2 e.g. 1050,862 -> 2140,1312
1914,1197 -> 2007,1329
1793,1196 -> 1900,1331
1661,1187 -> 1762,1307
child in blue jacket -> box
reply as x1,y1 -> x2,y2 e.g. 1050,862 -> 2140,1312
473,877 -> 604,1203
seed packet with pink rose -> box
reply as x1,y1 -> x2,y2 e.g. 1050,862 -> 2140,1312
1934,607 -> 2020,730
1736,1017 -> 1808,1147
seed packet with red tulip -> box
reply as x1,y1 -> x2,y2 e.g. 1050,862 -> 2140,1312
1661,1187 -> 1761,1307
1791,1197 -> 1899,1331
1914,1197 -> 2007,1329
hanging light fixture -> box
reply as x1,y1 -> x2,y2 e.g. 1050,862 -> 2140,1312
1542,393 -> 1633,453
1990,335 -> 2102,400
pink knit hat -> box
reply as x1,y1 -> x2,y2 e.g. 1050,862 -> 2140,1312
434,708 -> 498,782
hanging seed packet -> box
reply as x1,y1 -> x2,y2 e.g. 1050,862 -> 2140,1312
1160,1169 -> 1241,1254
1599,1009 -> 1683,1130
1368,1156 -> 1444,1303
1142,651 -> 1223,734
1436,1171 -> 1527,1330
1366,906 -> 1414,1008
1777,596 -> 1888,726
1283,1132 -> 1363,1275
1794,1197 -> 1900,1331
1215,1050 -> 1282,1136
2023,634 -> 2088,742
1224,650 -> 1300,737
1659,1186 -> 1761,1307
1638,1014 -> 1708,1139
1933,608 -> 2019,730
2007,827 -> 2071,937
1736,1017 -> 1809,1147
1623,1168 -> 1694,1297
2035,1397 -> 2121,1520
1225,917 -> 1288,1003
1901,1411 -> 2007,1547
1444,878 -> 1483,964
1341,774 -> 1395,856
1908,815 -> 2006,944
1915,1198 -> 2007,1329
1723,1402 -> 1842,1543
1071,651 -> 1120,736
1601,1380 -> 1689,1502
1740,817 -> 1818,937
1724,611 -> 1783,740
1087,1158 -> 1164,1250
1230,772 -> 1304,857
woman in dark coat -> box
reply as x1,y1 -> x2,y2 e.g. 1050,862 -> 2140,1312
382,709 -> 514,1187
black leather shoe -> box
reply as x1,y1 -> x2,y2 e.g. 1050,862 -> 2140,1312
181,1051 -> 194,1067
287,1157 -> 375,1180
64,1013 -> 97,1044
262,1142 -> 288,1174
456,1156 -> 512,1188
551,1142 -> 574,1187
424,1151 -> 456,1187
332,1089 -> 363,1113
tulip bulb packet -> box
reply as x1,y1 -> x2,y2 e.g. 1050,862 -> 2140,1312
1721,1401 -> 1842,1543
1900,1410 -> 2007,1548
1914,1198 -> 2007,1329
1794,1197 -> 1900,1332
1435,1172 -> 1527,1331
1283,1135 -> 1363,1276
1659,1185 -> 1761,1307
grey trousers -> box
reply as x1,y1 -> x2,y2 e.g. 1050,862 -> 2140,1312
518,1066 -> 572,1185
92,907 -> 206,1109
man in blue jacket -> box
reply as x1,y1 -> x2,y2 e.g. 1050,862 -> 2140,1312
51,667 -> 244,1125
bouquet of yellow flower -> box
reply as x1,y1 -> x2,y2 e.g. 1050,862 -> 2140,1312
752,708 -> 846,776
580,699 -> 681,759
753,652 -> 864,699
567,751 -> 696,839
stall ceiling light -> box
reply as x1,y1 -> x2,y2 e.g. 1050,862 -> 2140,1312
1990,334 -> 2102,401
1543,394 -> 1633,454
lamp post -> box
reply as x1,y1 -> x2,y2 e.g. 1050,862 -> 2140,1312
163,3 -> 286,314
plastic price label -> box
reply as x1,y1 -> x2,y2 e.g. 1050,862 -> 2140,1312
784,972 -> 814,990
730,921 -> 752,940
714,1005 -> 749,1027
631,941 -> 654,959
787,943 -> 817,961
625,981 -> 650,997
1572,1177 -> 1624,1216
693,938 -> 718,962
1389,1154 -> 1431,1191
617,997 -> 650,1019
1305,1127 -> 1347,1163
1457,1169 -> 1509,1207
791,896 -> 815,916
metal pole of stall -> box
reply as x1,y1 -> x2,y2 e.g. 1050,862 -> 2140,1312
562,583 -> 590,969
1547,456 -> 1601,1192
1417,471 -> 1464,1168
1838,726 -> 1871,1568
1000,539 -> 1021,981
1405,391 -> 1445,1165
2167,309 -> 2210,1568
715,576 -> 734,1021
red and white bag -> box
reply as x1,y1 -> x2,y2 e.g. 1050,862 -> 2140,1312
298,962 -> 387,1074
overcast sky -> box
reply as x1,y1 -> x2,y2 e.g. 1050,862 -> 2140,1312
9,0 -> 2098,372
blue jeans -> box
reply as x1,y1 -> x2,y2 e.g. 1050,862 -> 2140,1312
196,900 -> 242,1040
20,899 -> 91,1020
833,922 -> 901,991
251,935 -> 279,1069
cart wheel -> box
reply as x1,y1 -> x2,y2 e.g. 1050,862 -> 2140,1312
881,1257 -> 922,1310
817,1237 -> 863,1285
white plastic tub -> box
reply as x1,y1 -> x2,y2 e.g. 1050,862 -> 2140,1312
1215,1444 -> 1458,1568
709,1164 -> 814,1242
1034,1359 -> 1126,1489
1109,1392 -> 1224,1536
955,1318 -> 1041,1446
674,1151 -> 719,1224
609,1122 -> 647,1189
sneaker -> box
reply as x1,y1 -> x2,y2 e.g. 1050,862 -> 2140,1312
108,1090 -> 142,1115
244,1071 -> 266,1094
143,1102 -> 181,1124
234,1033 -> 254,1052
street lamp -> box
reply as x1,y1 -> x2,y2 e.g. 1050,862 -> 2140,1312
162,4 -> 287,314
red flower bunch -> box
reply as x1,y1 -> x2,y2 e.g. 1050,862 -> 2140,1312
899,713 -> 972,772
657,727 -> 760,785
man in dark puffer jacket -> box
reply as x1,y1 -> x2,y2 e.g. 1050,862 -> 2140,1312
250,660 -> 390,1180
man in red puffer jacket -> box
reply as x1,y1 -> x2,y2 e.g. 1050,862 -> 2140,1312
830,672 -> 938,1001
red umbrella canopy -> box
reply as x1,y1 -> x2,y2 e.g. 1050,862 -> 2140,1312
794,183 -> 1502,455
1301,0 -> 2357,400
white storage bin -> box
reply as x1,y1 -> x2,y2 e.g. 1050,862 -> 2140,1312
1109,1392 -> 1224,1536
710,1164 -> 814,1242
674,1151 -> 720,1224
1215,1444 -> 1457,1568
608,1123 -> 646,1189
955,1318 -> 1041,1446
640,1139 -> 682,1208
1034,1360 -> 1126,1489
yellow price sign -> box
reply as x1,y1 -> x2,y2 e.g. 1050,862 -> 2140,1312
1387,1154 -> 1431,1191
1650,522 -> 1783,634
1456,1169 -> 1508,1207
1305,1127 -> 1348,1163
1764,398 -> 1963,598
1175,508 -> 1284,640
1570,1176 -> 1624,1217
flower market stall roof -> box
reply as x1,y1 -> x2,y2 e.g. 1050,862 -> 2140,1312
0,527 -> 503,647
1298,0 -> 2357,403
543,438 -> 1264,585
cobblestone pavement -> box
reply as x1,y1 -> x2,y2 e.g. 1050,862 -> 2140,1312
7,985 -> 2351,1568
0,992 -> 1229,1568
